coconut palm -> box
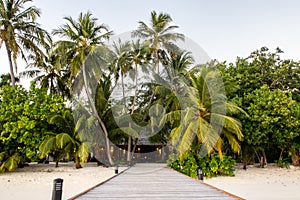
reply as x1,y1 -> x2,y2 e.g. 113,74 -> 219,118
126,40 -> 151,161
52,12 -> 112,81
39,110 -> 91,168
132,11 -> 184,72
143,51 -> 192,136
20,46 -> 71,99
142,51 -> 194,159
52,12 -> 114,165
0,0 -> 51,86
170,67 -> 244,159
111,39 -> 132,105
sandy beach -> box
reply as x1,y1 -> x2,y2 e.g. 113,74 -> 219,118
1,162 -> 300,200
205,163 -> 300,200
0,162 -> 127,200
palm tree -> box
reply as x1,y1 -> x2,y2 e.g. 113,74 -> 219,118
170,67 -> 244,159
111,39 -> 132,105
20,46 -> 71,99
39,110 -> 91,168
53,12 -> 112,81
149,51 -> 194,146
53,12 -> 114,165
126,40 -> 150,162
0,0 -> 51,86
132,11 -> 184,73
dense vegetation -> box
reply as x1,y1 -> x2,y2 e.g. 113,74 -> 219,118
0,1 -> 299,176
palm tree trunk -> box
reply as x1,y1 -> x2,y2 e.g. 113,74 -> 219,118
4,43 -> 16,87
131,63 -> 138,114
131,138 -> 138,161
121,74 -> 126,105
146,49 -> 159,107
127,135 -> 132,163
82,63 -> 114,166
74,156 -> 82,169
156,49 -> 160,74
55,160 -> 59,168
122,73 -> 133,163
128,63 -> 139,162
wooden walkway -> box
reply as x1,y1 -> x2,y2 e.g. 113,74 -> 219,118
72,163 -> 243,200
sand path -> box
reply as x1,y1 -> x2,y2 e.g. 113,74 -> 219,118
205,163 -> 300,200
0,162 -> 126,200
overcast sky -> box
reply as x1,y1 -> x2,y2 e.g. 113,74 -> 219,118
1,0 -> 300,75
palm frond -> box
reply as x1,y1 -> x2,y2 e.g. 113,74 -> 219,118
39,136 -> 56,158
77,142 -> 91,163
178,120 -> 198,159
56,133 -> 74,149
0,153 -> 20,172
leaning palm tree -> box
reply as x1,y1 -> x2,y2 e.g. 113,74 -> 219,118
132,11 -> 184,73
0,0 -> 51,86
52,12 -> 115,165
170,67 -> 244,160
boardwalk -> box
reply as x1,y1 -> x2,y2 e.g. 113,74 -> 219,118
72,163 -> 243,200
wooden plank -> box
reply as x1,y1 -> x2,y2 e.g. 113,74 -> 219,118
74,163 -> 244,200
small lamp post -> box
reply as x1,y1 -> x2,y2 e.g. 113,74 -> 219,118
197,167 -> 203,181
115,165 -> 119,174
52,178 -> 63,200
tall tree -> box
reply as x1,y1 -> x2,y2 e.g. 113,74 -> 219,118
132,11 -> 184,73
221,47 -> 300,166
0,0 -> 51,86
242,85 -> 298,167
126,40 -> 150,162
149,51 -> 194,142
111,39 -> 132,105
53,12 -> 114,165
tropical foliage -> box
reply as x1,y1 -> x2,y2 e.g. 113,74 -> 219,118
0,0 -> 51,86
39,110 -> 91,168
0,84 -> 66,172
53,11 -> 114,166
170,67 -> 243,160
0,2 -> 299,176
167,150 -> 235,178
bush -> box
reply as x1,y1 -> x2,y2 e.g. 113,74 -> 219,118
167,152 -> 235,178
276,158 -> 290,169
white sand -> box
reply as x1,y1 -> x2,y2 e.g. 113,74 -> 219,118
205,163 -> 300,200
1,163 -> 300,200
0,162 -> 127,200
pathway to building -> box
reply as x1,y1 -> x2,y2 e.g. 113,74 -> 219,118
70,163 -> 244,200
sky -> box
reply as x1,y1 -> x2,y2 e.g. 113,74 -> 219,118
1,0 -> 300,76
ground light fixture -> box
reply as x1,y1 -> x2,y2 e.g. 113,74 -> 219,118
197,167 -> 203,181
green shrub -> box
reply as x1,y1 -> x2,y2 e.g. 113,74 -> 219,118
167,152 -> 235,178
199,154 -> 235,177
276,158 -> 290,169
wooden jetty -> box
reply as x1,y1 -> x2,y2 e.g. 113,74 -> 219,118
70,163 -> 244,200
